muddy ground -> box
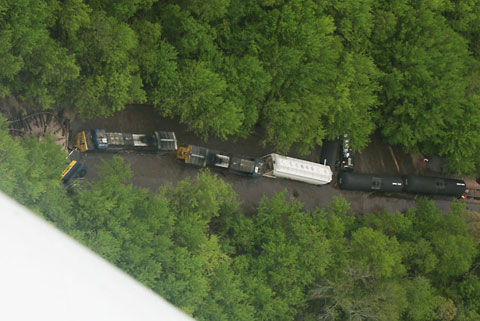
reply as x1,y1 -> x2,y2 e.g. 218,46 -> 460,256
68,104 -> 480,215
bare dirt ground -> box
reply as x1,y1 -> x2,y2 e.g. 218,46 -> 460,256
354,133 -> 415,175
70,104 -> 480,215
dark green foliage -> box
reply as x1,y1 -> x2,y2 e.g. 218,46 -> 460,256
370,0 -> 480,174
155,4 -> 246,140
132,19 -> 179,108
0,0 -> 79,107
459,275 -> 480,313
403,278 -> 440,321
66,10 -> 146,117
166,60 -> 243,140
441,0 -> 480,57
86,0 -> 156,21
311,197 -> 479,321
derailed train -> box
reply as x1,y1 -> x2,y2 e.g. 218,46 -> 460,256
338,172 -> 467,199
73,129 -> 467,198
74,129 -> 333,185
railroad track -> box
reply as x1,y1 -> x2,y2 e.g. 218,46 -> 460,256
464,187 -> 480,201
8,111 -> 69,150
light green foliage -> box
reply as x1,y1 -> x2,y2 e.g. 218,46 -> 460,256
216,192 -> 331,320
146,169 -> 251,320
0,30 -> 23,97
320,0 -> 381,150
163,169 -> 239,250
405,198 -> 444,237
233,0 -> 379,152
0,0 -> 150,114
2,107 -> 480,320
0,115 -> 28,198
404,278 -> 440,321
154,0 -> 380,152
453,204 -> 480,245
436,296 -> 458,321
19,37 -> 80,108
350,227 -> 405,278
196,261 -> 255,321
262,99 -> 315,153
402,199 -> 477,285
433,96 -> 480,174
314,268 -> 396,320
313,207 -> 408,321
20,136 -> 70,203
429,232 -> 477,283
403,238 -> 439,275
456,310 -> 480,321
361,209 -> 413,238
313,197 -> 479,321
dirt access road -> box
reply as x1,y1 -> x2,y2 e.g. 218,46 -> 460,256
70,104 -> 480,214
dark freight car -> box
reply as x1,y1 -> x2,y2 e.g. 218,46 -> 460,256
320,138 -> 339,169
229,156 -> 264,177
402,175 -> 466,198
177,145 -> 264,177
338,172 -> 403,193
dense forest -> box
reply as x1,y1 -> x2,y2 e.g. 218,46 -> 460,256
1,114 -> 480,321
0,0 -> 480,173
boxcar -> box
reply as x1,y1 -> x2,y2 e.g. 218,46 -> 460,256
262,153 -> 332,185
